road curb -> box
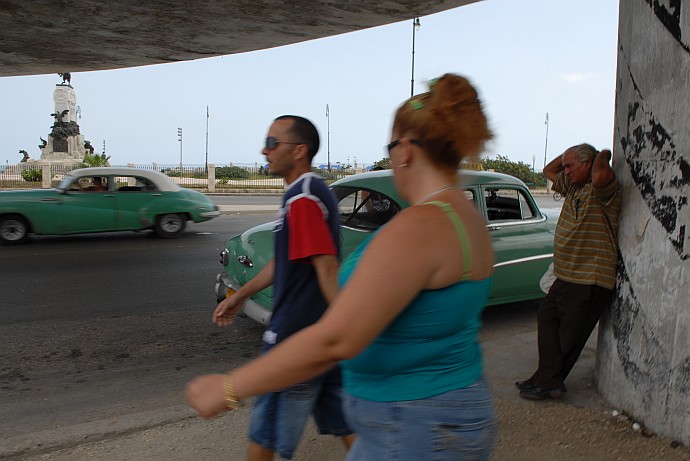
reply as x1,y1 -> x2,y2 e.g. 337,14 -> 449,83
217,205 -> 279,215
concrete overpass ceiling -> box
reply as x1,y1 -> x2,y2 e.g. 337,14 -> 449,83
0,0 -> 480,77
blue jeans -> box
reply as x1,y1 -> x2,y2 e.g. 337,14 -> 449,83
343,377 -> 497,461
248,371 -> 352,460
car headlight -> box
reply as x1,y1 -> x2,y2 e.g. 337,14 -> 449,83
238,255 -> 253,267
220,249 -> 229,266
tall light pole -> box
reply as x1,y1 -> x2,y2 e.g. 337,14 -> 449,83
326,104 -> 331,171
411,17 -> 421,97
543,112 -> 549,169
177,127 -> 183,178
205,106 -> 209,174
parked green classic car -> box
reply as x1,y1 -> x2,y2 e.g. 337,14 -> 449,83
215,169 -> 558,325
0,167 -> 220,244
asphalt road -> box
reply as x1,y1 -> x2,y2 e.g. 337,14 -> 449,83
0,216 -> 274,447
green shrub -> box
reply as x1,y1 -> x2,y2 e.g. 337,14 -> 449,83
161,169 -> 181,177
21,168 -> 42,182
373,158 -> 391,170
481,155 -> 547,187
216,166 -> 250,179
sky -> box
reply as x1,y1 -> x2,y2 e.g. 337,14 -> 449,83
1,0 -> 620,170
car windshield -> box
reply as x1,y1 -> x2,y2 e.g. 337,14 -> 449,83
332,185 -> 401,231
57,174 -> 76,190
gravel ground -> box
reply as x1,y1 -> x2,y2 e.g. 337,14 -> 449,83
6,303 -> 689,460
493,396 -> 690,461
14,394 -> 690,461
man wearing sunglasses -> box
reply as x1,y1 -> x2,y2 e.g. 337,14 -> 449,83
212,115 -> 354,460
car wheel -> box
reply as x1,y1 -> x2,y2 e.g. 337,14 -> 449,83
0,215 -> 30,245
154,213 -> 186,238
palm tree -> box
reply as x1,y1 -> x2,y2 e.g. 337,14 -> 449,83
80,152 -> 111,168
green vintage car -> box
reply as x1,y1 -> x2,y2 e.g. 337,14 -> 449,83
0,167 -> 220,244
215,169 -> 558,325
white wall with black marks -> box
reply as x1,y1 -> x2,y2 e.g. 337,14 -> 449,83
596,0 -> 690,446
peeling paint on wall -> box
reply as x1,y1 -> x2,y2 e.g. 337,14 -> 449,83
611,258 -> 690,416
645,0 -> 689,52
618,43 -> 690,259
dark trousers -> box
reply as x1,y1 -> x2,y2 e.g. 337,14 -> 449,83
531,279 -> 613,389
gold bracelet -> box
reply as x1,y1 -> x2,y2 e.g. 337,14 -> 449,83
223,372 -> 242,410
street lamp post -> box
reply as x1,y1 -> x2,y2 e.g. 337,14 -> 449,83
411,17 -> 421,97
543,112 -> 549,169
326,104 -> 331,171
177,127 -> 183,178
205,106 -> 209,174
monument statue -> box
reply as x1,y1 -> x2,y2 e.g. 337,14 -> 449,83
54,87 -> 77,123
57,73 -> 71,85
19,150 -> 30,162
50,109 -> 69,125
84,140 -> 95,154
33,74 -> 85,163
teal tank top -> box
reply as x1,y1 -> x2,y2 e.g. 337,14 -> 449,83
339,201 -> 492,402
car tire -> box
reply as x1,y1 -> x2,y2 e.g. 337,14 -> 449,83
0,215 -> 30,245
154,213 -> 186,238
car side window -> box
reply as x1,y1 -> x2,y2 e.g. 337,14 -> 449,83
518,191 -> 537,219
117,176 -> 157,192
67,178 -> 84,191
332,186 -> 400,231
72,176 -> 106,192
136,177 -> 157,191
485,188 -> 537,222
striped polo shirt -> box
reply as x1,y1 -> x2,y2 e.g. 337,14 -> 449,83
552,171 -> 622,290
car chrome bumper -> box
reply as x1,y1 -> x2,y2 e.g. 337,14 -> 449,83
200,206 -> 221,218
214,272 -> 272,325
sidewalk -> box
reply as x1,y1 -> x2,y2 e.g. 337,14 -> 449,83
2,326 -> 609,461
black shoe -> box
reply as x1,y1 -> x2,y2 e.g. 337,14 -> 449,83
515,379 -> 535,391
519,386 -> 565,400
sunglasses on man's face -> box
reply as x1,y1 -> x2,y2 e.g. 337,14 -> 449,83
265,136 -> 304,150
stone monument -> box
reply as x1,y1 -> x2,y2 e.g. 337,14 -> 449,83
35,73 -> 87,165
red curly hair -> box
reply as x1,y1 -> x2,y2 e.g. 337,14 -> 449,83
393,74 -> 492,170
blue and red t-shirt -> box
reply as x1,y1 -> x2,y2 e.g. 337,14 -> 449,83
263,172 -> 340,348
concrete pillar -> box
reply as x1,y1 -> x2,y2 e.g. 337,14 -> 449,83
596,0 -> 690,445
41,163 -> 51,189
208,164 -> 216,192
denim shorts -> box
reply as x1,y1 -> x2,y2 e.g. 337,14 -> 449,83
343,376 -> 497,461
248,371 -> 353,460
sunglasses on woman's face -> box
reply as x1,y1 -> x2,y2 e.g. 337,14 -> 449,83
385,138 -> 423,156
265,136 -> 304,150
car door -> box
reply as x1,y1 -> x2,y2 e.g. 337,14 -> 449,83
481,185 -> 553,303
57,176 -> 116,233
112,175 -> 161,230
